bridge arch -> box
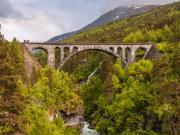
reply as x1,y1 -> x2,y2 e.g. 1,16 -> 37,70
135,47 -> 147,61
117,47 -> 123,58
109,47 -> 114,53
72,47 -> 78,52
64,47 -> 70,59
32,47 -> 48,53
58,48 -> 119,70
55,47 -> 61,68
32,47 -> 48,66
125,47 -> 132,62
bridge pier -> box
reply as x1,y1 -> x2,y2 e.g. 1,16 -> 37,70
60,47 -> 64,62
114,47 -> 118,55
131,48 -> 136,63
122,48 -> 126,60
48,47 -> 55,67
69,47 -> 73,54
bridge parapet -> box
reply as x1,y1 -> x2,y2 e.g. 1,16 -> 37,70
23,42 -> 153,68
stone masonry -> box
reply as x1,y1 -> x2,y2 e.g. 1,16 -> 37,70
23,41 -> 154,69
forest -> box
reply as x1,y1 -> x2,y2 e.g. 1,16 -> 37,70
0,1 -> 180,135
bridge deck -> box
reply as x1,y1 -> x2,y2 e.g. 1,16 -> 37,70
22,42 -> 153,46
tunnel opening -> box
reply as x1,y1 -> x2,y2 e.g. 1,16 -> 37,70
64,47 -> 70,59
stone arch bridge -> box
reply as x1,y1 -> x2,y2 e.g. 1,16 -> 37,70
23,41 -> 155,69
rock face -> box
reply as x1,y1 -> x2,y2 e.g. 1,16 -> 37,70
22,45 -> 41,81
145,45 -> 159,59
48,5 -> 158,43
65,114 -> 83,127
60,110 -> 84,127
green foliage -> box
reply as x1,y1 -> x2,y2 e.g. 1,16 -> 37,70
33,49 -> 48,67
0,39 -> 25,134
0,125 -> 13,135
78,53 -> 115,127
1,2 -> 180,135
62,2 -> 180,44
123,30 -> 145,43
24,104 -> 65,135
121,129 -> 160,135
135,48 -> 146,61
114,58 -> 126,81
95,60 -> 159,134
80,76 -> 103,119
23,67 -> 83,135
127,60 -> 153,79
93,53 -> 179,134
64,127 -> 79,135
73,64 -> 92,81
172,42 -> 180,77
0,39 -> 81,135
151,43 -> 180,134
11,38 -> 24,71
155,103 -> 176,120
61,2 -> 180,134
63,50 -> 115,82
123,25 -> 174,43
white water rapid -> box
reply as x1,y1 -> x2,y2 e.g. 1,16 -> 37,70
81,122 -> 99,135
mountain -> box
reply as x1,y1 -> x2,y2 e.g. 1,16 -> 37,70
48,5 -> 158,43
81,5 -> 158,30
61,2 -> 180,44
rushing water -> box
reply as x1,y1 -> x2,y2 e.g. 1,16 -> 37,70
87,68 -> 98,83
81,67 -> 100,135
81,122 -> 99,135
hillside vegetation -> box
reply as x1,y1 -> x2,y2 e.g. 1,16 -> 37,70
60,2 -> 180,135
0,39 -> 82,135
0,39 -> 26,134
62,2 -> 180,44
0,1 -> 180,135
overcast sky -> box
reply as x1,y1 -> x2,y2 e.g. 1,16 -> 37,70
0,0 -> 179,41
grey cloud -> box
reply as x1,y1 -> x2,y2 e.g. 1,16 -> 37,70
1,0 -> 179,41
0,0 -> 22,18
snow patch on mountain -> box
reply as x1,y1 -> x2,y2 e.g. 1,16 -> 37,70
114,15 -> 119,19
133,5 -> 145,9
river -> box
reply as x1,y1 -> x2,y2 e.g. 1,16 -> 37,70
81,122 -> 99,135
81,67 -> 100,135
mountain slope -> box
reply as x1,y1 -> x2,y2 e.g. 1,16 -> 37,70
61,2 -> 180,44
48,5 -> 158,42
61,2 -> 180,134
81,5 -> 158,30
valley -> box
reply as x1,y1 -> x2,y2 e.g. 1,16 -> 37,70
0,1 -> 180,135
